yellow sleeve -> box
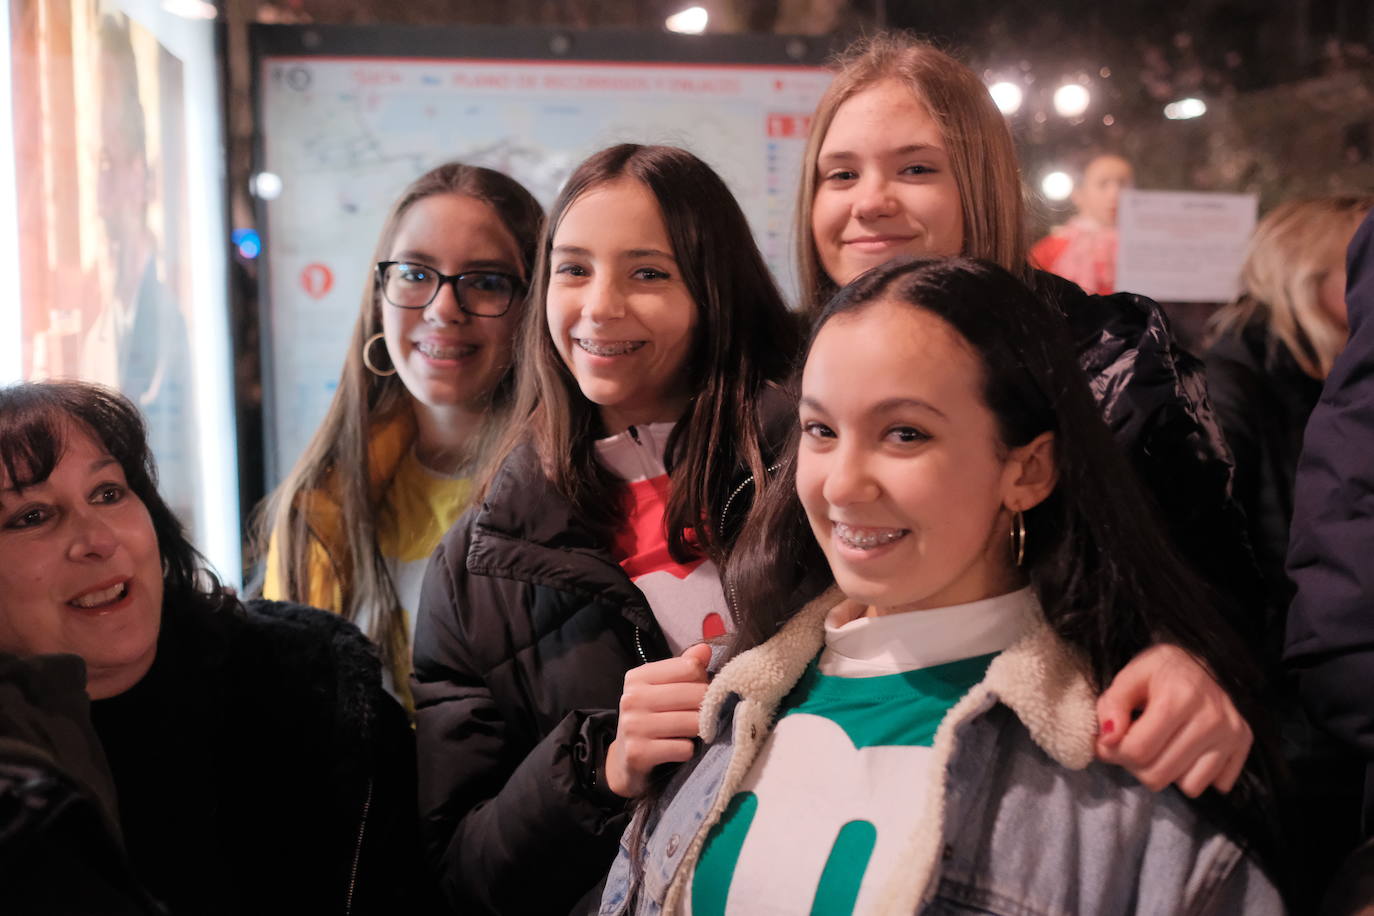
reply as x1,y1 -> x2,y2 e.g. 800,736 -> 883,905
263,532 -> 344,614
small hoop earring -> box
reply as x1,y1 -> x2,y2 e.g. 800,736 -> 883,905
1010,510 -> 1026,568
362,332 -> 396,377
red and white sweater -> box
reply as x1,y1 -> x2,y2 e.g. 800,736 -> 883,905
596,422 -> 732,655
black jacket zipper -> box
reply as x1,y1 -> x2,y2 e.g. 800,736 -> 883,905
344,778 -> 373,915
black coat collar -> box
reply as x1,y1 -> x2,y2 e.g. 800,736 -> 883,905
467,444 -> 654,629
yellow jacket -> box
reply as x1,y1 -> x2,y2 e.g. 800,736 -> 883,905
263,410 -> 417,613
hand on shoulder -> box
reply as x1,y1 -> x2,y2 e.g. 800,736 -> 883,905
1094,644 -> 1251,797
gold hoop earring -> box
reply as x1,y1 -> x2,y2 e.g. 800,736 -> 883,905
362,332 -> 396,377
1010,510 -> 1026,568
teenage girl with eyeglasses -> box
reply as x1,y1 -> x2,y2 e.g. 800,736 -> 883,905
258,163 -> 542,707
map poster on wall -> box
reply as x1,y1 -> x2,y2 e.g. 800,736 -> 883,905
254,26 -> 832,484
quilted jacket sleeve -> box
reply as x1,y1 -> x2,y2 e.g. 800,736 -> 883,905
412,523 -> 627,915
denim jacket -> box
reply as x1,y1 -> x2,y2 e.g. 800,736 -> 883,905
601,589 -> 1282,916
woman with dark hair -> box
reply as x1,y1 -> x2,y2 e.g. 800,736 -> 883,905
259,162 -> 542,706
0,380 -> 429,915
413,144 -> 800,914
793,32 -> 1264,795
601,258 -> 1282,915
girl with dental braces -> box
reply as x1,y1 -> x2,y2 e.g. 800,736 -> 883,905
412,144 -> 800,915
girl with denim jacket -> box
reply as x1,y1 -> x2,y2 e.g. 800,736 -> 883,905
602,258 -> 1283,915
790,33 -> 1265,793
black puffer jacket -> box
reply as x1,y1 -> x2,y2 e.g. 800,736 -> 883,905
1036,272 -> 1265,645
413,443 -> 670,916
90,598 -> 433,916
1205,316 -> 1324,623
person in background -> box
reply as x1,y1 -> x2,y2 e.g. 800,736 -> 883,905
1206,195 -> 1372,614
1029,152 -> 1135,296
413,144 -> 800,915
259,163 -> 542,705
1286,208 -> 1374,895
793,32 -> 1261,797
601,257 -> 1282,916
1208,195 -> 1373,907
0,380 -> 428,915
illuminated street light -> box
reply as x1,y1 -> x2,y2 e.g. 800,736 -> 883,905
1053,83 -> 1090,118
1042,171 -> 1074,201
161,0 -> 216,18
1164,97 -> 1207,120
988,81 -> 1024,114
665,6 -> 708,34
250,172 -> 283,200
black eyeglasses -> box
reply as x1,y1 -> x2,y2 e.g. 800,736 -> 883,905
375,261 -> 522,316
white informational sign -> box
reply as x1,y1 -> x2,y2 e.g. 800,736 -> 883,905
1116,189 -> 1259,303
258,54 -> 830,482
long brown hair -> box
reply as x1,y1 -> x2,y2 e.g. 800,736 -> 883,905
1208,194 -> 1372,379
796,33 -> 1029,313
255,163 -> 542,695
729,257 -> 1281,874
482,144 -> 800,565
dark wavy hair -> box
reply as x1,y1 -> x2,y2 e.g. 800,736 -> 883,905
0,380 -> 227,611
482,144 -> 801,564
726,256 -> 1283,875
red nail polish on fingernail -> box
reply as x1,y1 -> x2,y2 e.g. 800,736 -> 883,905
1101,719 -> 1115,735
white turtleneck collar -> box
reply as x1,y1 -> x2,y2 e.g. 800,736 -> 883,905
818,587 -> 1037,677
594,421 -> 677,483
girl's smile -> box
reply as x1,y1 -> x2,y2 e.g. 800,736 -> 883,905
547,178 -> 698,434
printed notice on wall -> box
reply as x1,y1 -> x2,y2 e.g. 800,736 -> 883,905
1116,189 -> 1259,303
258,55 -> 830,481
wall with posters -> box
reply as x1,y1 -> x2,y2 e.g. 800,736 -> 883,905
253,25 -> 832,484
5,0 -> 239,584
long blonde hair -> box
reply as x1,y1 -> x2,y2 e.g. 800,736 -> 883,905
1210,195 -> 1372,379
796,32 -> 1029,312
255,163 -> 542,695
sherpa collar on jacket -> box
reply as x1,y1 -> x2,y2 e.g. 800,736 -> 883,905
663,586 -> 1099,915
